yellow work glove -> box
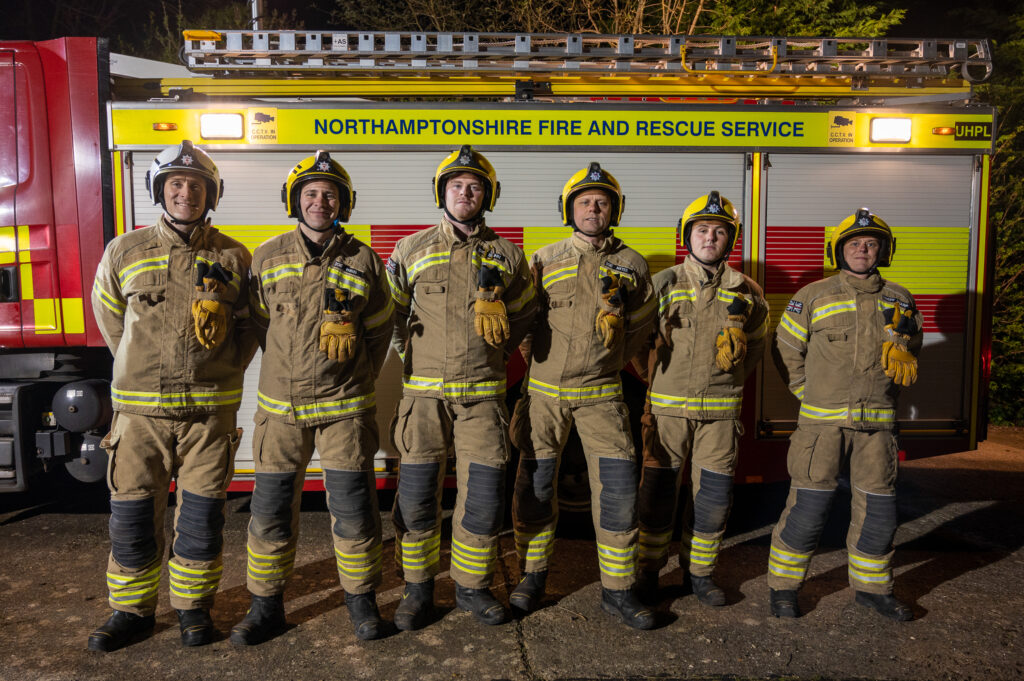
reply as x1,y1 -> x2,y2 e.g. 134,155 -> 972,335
881,306 -> 919,387
475,265 -> 509,348
191,261 -> 230,350
320,288 -> 357,362
714,297 -> 750,372
595,273 -> 627,349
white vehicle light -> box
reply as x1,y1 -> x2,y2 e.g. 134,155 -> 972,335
870,118 -> 912,144
200,113 -> 244,140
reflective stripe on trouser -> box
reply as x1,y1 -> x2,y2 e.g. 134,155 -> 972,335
767,425 -> 898,594
391,397 -> 510,589
511,394 -> 639,589
638,416 -> 739,577
245,411 -> 382,596
102,410 -> 238,615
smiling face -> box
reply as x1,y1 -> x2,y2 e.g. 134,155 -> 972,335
162,172 -> 207,223
688,218 -> 731,265
572,189 -> 613,237
298,180 -> 341,231
842,235 -> 881,277
444,172 -> 486,225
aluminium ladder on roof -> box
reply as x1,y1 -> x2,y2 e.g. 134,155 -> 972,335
181,31 -> 992,83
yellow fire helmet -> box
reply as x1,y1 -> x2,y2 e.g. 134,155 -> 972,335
432,145 -> 500,215
558,162 -> 625,228
678,190 -> 741,259
281,151 -> 356,221
826,208 -> 895,270
146,139 -> 223,214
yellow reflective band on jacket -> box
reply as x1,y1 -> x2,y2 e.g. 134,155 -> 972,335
106,563 -> 161,605
118,255 -> 168,287
386,273 -> 411,307
195,255 -> 241,292
596,542 -> 638,577
542,264 -> 578,289
716,289 -> 750,308
408,250 -> 451,281
403,375 -> 505,399
768,545 -> 811,581
682,534 -> 721,566
659,288 -> 696,314
599,264 -> 636,285
335,545 -> 382,579
779,312 -> 809,343
798,403 -> 895,423
326,267 -> 368,295
471,250 -> 513,276
811,300 -> 857,324
364,297 -> 394,330
515,529 -> 555,562
629,295 -> 657,323
792,383 -> 806,399
93,280 -> 126,316
508,280 -> 536,314
528,377 -> 622,401
638,530 -> 671,562
451,540 -> 497,576
168,560 -> 222,600
748,317 -> 769,341
246,546 -> 296,582
260,261 -> 304,287
257,391 -> 376,420
649,392 -> 742,411
400,533 -> 441,571
112,387 -> 242,409
255,298 -> 271,319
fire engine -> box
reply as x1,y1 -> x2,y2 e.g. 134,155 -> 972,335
0,32 -> 995,493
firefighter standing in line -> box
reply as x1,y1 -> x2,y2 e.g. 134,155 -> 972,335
767,209 -> 920,621
634,191 -> 769,607
508,163 -> 657,629
386,145 -> 537,630
88,140 -> 256,651
229,153 -> 394,644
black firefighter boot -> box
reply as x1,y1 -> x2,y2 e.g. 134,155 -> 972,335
509,571 -> 547,614
87,610 -> 156,652
855,591 -> 913,621
177,608 -> 216,647
601,588 -> 656,630
229,594 -> 287,645
769,588 -> 802,618
455,585 -> 508,625
689,574 -> 726,607
636,570 -> 660,605
394,580 -> 435,631
345,590 -> 385,640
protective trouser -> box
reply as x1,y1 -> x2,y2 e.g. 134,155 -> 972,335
391,397 -> 510,590
767,425 -> 899,595
511,394 -> 639,590
245,411 -> 382,596
101,410 -> 239,616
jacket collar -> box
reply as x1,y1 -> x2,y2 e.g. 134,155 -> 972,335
841,270 -> 884,293
291,224 -> 351,261
682,254 -> 729,287
440,215 -> 491,243
571,231 -> 619,255
157,215 -> 211,248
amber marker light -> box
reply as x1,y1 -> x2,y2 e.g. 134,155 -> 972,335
152,122 -> 178,131
932,127 -> 955,135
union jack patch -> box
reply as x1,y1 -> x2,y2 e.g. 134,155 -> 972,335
385,257 -> 398,275
786,299 -> 804,314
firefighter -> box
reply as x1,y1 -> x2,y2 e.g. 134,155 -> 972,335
87,140 -> 256,651
508,163 -> 657,629
229,152 -> 394,644
386,145 -> 537,630
767,209 -> 921,621
634,191 -> 769,607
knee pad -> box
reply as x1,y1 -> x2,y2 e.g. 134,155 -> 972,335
462,462 -> 504,536
324,468 -> 375,540
598,457 -> 637,533
779,487 -> 835,553
638,466 -> 679,528
249,472 -> 297,542
397,462 -> 440,532
173,490 -> 226,561
109,497 -> 158,570
856,492 -> 898,556
514,457 -> 557,523
692,468 -> 733,534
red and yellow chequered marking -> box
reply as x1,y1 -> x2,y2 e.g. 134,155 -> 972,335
113,151 -> 128,237
0,224 -> 85,335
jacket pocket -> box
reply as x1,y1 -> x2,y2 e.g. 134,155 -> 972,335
252,412 -> 269,466
786,428 -> 821,484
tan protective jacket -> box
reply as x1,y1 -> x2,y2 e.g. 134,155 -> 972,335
643,256 -> 769,420
386,217 -> 537,403
526,233 -> 655,407
250,227 -> 393,426
91,216 -> 255,416
773,270 -> 923,431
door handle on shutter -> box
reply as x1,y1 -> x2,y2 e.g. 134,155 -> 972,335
0,266 -> 19,302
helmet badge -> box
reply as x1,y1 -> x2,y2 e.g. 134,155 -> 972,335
707,202 -> 720,214
181,154 -> 193,166
459,151 -> 472,164
589,170 -> 601,181
858,216 -> 870,226
317,161 -> 330,171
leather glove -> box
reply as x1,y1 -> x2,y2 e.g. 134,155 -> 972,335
320,288 -> 357,362
191,261 -> 231,350
595,273 -> 626,349
881,306 -> 918,387
714,297 -> 749,372
474,265 -> 509,348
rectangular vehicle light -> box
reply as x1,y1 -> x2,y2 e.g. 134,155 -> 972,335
200,113 -> 244,140
870,118 -> 912,143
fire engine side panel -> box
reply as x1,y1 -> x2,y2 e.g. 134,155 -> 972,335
759,154 -> 974,434
0,49 -> 21,346
131,150 -> 746,483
